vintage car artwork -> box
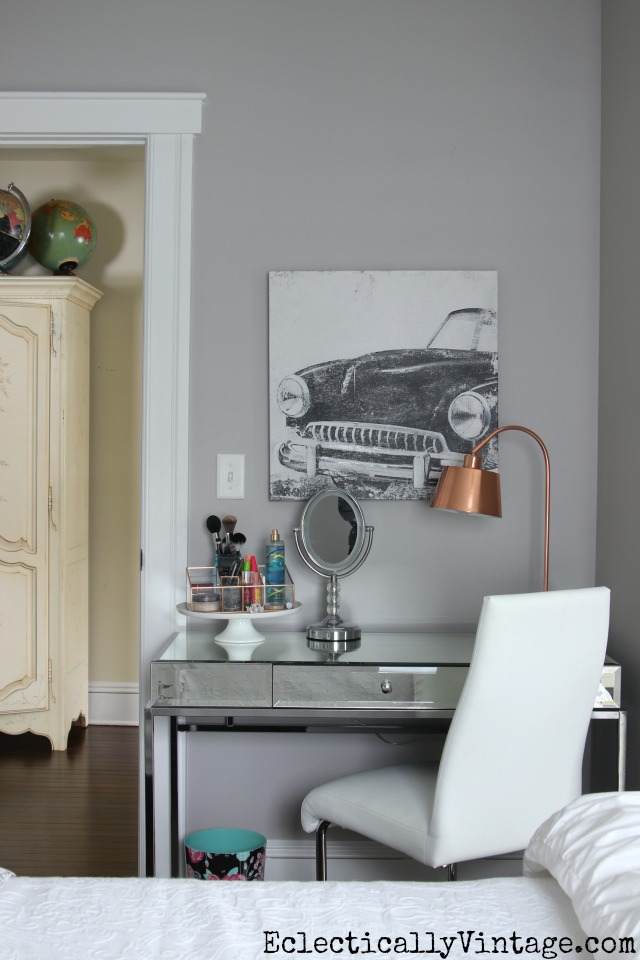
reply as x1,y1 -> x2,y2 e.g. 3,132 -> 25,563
272,306 -> 498,500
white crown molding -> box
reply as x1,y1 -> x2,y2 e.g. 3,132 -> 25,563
0,92 -> 205,134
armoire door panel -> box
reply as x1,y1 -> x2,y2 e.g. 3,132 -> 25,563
0,304 -> 50,555
0,560 -> 48,711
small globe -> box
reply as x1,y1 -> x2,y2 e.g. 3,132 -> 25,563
0,183 -> 31,272
28,198 -> 97,275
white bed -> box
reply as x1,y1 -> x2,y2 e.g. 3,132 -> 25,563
1,792 -> 638,960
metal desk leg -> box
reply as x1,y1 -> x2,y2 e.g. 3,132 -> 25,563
619,711 -> 627,791
170,715 -> 179,878
144,706 -> 155,877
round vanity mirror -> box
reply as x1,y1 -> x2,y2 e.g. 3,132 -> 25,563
301,489 -> 365,573
294,488 -> 374,653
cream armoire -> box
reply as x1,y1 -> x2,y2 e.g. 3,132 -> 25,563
0,277 -> 102,750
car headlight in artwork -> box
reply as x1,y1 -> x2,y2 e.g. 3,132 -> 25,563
448,390 -> 492,440
277,375 -> 311,418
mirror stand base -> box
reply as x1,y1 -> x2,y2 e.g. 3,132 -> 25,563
306,623 -> 362,655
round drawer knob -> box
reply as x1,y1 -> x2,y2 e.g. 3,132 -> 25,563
380,680 -> 393,694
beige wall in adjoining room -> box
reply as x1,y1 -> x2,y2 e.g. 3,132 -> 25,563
1,148 -> 144,684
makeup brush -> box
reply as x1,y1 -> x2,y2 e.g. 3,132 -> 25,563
222,514 -> 237,545
230,532 -> 247,554
206,515 -> 222,554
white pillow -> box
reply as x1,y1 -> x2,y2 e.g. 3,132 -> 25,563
0,867 -> 16,886
524,792 -> 640,940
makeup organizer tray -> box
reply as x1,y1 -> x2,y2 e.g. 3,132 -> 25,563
177,566 -> 300,658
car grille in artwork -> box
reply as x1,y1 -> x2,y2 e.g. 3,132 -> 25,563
302,421 -> 447,455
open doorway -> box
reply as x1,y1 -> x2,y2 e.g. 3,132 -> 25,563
0,91 -> 204,873
1,145 -> 145,717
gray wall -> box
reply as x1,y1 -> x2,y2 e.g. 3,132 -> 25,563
2,0 -> 613,842
188,0 -> 601,629
0,0 -> 602,621
599,0 -> 640,790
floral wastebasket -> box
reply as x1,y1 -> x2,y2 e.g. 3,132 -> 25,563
185,828 -> 266,881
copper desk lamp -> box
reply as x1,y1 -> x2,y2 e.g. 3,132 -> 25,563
431,425 -> 550,591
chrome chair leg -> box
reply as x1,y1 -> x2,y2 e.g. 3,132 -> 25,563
316,820 -> 331,880
446,862 -> 458,881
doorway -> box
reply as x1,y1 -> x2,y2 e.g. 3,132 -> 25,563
1,145 -> 145,708
0,91 -> 204,872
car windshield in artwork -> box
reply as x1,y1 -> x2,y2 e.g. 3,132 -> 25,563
427,308 -> 497,353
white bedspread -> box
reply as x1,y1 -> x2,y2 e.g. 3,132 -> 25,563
2,792 -> 638,959
0,875 -> 584,960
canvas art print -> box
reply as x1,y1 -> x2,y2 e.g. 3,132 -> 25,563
269,270 -> 498,501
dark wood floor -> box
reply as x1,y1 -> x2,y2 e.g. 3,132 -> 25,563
0,724 -> 138,877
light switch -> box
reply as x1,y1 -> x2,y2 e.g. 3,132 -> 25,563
217,454 -> 245,499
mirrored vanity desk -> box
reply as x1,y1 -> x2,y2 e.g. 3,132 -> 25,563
145,626 -> 625,877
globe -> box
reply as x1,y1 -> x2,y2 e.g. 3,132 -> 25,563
0,183 -> 31,273
28,198 -> 97,275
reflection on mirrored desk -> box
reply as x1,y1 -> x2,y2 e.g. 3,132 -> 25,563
152,630 -> 475,712
145,627 -> 624,877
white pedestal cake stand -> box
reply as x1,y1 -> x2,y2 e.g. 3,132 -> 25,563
176,602 -> 302,660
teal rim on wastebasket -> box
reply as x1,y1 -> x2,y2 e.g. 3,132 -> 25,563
184,828 -> 266,858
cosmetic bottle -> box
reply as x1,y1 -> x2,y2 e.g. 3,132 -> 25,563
265,529 -> 285,609
242,556 -> 252,610
249,554 -> 263,607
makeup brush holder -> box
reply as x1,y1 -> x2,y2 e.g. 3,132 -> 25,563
216,553 -> 241,576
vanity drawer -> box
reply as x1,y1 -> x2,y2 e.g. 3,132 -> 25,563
272,665 -> 468,709
151,663 -> 272,707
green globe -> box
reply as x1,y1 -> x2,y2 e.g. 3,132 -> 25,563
28,198 -> 97,275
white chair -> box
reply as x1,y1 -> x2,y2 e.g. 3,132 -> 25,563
301,586 -> 611,880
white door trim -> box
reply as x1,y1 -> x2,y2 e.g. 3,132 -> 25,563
0,91 -> 205,873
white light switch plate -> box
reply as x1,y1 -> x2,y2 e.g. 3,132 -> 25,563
217,454 -> 245,499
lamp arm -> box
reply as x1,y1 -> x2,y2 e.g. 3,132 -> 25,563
473,425 -> 550,591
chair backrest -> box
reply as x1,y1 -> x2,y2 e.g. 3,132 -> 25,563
425,586 -> 611,867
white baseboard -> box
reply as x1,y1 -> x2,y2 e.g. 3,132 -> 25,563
88,681 -> 139,726
263,839 -> 522,883
267,838 -> 521,862
268,838 -> 406,860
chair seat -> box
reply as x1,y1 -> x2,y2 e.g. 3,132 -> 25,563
301,762 -> 440,864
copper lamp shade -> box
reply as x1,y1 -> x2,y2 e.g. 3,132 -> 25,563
432,454 -> 502,517
431,425 -> 550,591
